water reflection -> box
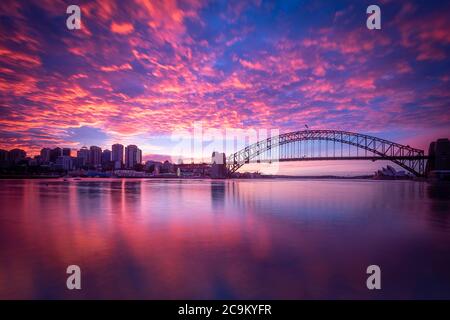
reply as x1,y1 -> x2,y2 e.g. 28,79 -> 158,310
0,179 -> 449,299
211,181 -> 225,210
427,182 -> 450,231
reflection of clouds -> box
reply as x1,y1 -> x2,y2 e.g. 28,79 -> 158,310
1,179 -> 450,298
427,182 -> 450,230
227,180 -> 380,227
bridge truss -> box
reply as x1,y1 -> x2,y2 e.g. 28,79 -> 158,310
226,130 -> 427,176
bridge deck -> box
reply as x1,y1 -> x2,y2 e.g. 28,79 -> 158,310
228,156 -> 429,164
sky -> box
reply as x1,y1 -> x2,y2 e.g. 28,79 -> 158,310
0,0 -> 449,174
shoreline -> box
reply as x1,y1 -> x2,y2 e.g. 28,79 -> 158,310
0,174 -> 422,181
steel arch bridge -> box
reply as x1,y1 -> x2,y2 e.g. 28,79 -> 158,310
226,130 -> 427,176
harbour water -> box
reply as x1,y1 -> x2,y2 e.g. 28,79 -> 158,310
0,178 -> 449,299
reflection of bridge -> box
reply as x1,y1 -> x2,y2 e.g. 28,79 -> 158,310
226,130 -> 428,177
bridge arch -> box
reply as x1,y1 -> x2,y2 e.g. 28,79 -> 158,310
226,130 -> 426,176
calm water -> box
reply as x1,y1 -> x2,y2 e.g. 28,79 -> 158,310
0,178 -> 449,299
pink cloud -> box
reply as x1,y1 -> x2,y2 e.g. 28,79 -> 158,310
111,22 -> 135,35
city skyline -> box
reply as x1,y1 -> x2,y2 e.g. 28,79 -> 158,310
1,1 -> 450,302
0,142 -> 146,169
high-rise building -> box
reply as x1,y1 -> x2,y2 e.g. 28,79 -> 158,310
137,148 -> 142,165
8,148 -> 26,162
112,144 -> 124,166
125,145 -> 142,169
62,148 -> 71,157
56,156 -> 73,171
77,146 -> 89,166
89,146 -> 102,166
0,149 -> 9,161
40,148 -> 51,162
102,149 -> 111,165
426,138 -> 450,172
72,157 -> 85,169
50,147 -> 62,162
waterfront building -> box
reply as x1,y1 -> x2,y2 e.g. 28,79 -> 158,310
125,145 -> 142,169
28,157 -> 40,166
56,156 -> 73,171
374,165 -> 408,179
161,160 -> 174,173
40,148 -> 51,163
77,146 -> 89,166
113,160 -> 121,170
112,144 -> 124,166
8,148 -> 27,163
426,138 -> 450,180
114,170 -> 150,178
144,160 -> 162,172
89,146 -> 102,167
426,138 -> 450,172
72,156 -> 85,169
102,149 -> 111,165
176,163 -> 210,177
50,147 -> 62,162
0,149 -> 9,161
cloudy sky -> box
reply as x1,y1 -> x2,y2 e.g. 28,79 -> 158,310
0,0 -> 449,173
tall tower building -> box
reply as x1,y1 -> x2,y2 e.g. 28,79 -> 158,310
102,149 -> 111,165
50,147 -> 62,162
89,146 -> 102,167
77,146 -> 89,166
8,149 -> 26,163
211,151 -> 227,178
112,144 -> 124,166
40,148 -> 51,162
0,149 -> 8,161
137,148 -> 142,165
125,145 -> 142,169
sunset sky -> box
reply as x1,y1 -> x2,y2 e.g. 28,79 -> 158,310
0,0 -> 449,173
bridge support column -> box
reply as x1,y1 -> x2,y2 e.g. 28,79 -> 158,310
211,152 -> 227,179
